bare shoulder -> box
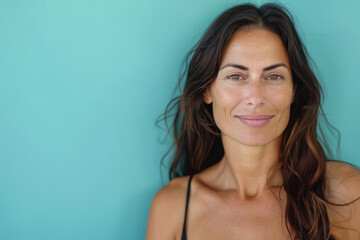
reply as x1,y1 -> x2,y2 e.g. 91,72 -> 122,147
326,161 -> 360,239
326,161 -> 360,201
146,176 -> 191,240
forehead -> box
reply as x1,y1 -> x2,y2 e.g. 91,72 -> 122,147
221,28 -> 290,67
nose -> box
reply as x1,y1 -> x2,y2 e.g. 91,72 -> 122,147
245,80 -> 265,107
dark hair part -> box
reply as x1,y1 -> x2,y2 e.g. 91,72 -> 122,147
159,2 -> 340,240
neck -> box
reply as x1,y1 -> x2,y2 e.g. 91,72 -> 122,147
218,134 -> 283,199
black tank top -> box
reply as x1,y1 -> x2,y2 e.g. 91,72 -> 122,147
181,174 -> 194,240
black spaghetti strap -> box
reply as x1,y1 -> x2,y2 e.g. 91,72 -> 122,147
181,174 -> 194,240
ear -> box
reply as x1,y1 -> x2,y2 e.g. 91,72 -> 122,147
203,89 -> 212,104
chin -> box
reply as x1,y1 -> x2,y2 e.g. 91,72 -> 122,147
239,133 -> 282,147
221,128 -> 283,147
233,132 -> 281,146
240,139 -> 272,146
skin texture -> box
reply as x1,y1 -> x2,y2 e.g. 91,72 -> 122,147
146,29 -> 360,240
204,28 -> 294,148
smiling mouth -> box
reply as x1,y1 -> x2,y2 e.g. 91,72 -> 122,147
236,115 -> 274,127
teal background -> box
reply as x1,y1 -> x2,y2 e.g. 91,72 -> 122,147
0,0 -> 359,239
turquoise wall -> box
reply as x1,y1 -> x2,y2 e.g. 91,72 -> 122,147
0,0 -> 359,239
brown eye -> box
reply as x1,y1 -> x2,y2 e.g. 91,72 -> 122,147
267,74 -> 283,81
227,74 -> 244,80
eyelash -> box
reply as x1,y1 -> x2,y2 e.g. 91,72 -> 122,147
227,74 -> 244,80
266,74 -> 284,81
226,74 -> 284,81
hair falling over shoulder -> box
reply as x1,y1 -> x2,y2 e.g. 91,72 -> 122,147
157,3 -> 351,240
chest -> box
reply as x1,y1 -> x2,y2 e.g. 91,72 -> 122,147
185,191 -> 291,240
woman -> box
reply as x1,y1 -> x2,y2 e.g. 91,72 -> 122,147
146,3 -> 360,240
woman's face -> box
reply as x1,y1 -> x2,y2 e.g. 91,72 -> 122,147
204,28 -> 294,146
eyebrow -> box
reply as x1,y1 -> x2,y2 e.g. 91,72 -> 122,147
220,63 -> 289,71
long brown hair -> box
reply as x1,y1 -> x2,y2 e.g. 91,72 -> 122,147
159,3 -> 339,240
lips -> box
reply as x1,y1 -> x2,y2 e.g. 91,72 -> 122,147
236,115 -> 274,127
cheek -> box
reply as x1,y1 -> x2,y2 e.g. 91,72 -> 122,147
209,86 -> 241,129
272,89 -> 293,128
212,86 -> 242,115
270,85 -> 294,112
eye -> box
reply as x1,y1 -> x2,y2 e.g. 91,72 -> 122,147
266,74 -> 283,81
227,74 -> 245,81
